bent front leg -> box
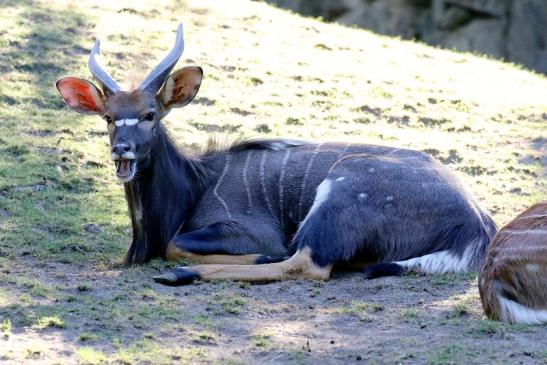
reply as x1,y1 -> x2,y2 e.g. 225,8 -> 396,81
154,247 -> 332,285
166,222 -> 287,265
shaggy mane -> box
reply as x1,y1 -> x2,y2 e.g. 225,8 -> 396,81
202,135 -> 307,156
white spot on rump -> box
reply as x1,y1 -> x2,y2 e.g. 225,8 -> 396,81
498,295 -> 547,324
368,167 -> 375,172
526,263 -> 541,273
299,179 -> 331,228
358,193 -> 368,201
335,176 -> 345,182
386,195 -> 394,202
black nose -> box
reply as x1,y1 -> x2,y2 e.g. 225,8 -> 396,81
112,143 -> 131,155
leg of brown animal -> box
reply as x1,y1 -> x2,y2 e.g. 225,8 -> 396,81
154,247 -> 332,285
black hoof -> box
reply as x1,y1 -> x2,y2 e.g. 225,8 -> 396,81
255,255 -> 289,264
153,267 -> 201,286
363,263 -> 405,279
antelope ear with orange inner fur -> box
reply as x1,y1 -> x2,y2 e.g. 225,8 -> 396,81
56,77 -> 106,115
158,66 -> 203,111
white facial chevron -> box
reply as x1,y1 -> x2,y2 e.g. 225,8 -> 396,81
114,119 -> 139,127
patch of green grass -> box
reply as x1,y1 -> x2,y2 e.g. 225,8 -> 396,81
399,308 -> 421,321
76,347 -> 106,365
428,272 -> 477,287
0,319 -> 12,333
116,338 -> 209,365
339,301 -> 384,322
251,334 -> 274,349
193,331 -> 217,344
77,333 -> 100,342
35,315 -> 65,329
450,303 -> 470,318
213,293 -> 249,315
427,344 -> 464,365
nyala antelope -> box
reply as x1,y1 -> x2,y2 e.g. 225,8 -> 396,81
56,23 -> 497,286
479,202 -> 547,324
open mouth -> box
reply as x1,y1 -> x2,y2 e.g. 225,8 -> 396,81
114,158 -> 137,182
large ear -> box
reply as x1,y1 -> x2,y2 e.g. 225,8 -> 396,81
157,66 -> 203,112
56,77 -> 106,115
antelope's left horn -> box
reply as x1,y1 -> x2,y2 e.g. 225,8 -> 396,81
139,23 -> 185,95
88,39 -> 122,95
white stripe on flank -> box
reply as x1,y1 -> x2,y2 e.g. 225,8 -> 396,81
298,143 -> 323,220
384,148 -> 400,157
503,229 -> 547,235
515,213 -> 547,220
498,295 -> 547,324
243,150 -> 253,212
395,241 -> 479,274
260,150 -> 275,217
278,148 -> 292,230
214,154 -> 232,219
114,119 -> 139,127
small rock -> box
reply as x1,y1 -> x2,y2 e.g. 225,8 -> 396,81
83,223 -> 103,234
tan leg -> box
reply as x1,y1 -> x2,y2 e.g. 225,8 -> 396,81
166,241 -> 272,265
154,247 -> 332,285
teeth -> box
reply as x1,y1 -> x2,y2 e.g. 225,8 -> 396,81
115,160 -> 121,172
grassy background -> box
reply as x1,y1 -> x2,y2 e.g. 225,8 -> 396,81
0,0 -> 545,363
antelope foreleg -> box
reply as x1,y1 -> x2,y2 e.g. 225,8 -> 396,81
154,247 -> 332,286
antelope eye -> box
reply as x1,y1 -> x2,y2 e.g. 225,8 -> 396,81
144,112 -> 155,121
104,115 -> 113,124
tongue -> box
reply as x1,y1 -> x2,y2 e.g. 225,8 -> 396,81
118,160 -> 131,176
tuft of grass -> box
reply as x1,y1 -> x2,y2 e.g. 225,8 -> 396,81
35,315 -> 65,329
339,301 -> 384,322
193,331 -> 217,344
399,308 -> 421,321
214,294 -> 249,315
78,333 -> 100,342
427,344 -> 464,365
76,347 -> 107,365
0,319 -> 11,333
450,303 -> 470,318
251,334 -> 273,349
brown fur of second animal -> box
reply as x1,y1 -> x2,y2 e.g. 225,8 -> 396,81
479,202 -> 547,324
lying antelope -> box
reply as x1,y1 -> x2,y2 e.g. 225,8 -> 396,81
479,202 -> 547,324
56,23 -> 497,286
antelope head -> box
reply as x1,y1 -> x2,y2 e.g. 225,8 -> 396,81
56,23 -> 202,182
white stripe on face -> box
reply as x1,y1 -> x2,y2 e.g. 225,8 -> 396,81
114,119 -> 139,127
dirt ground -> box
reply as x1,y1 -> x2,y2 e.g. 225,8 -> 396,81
2,257 -> 547,364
